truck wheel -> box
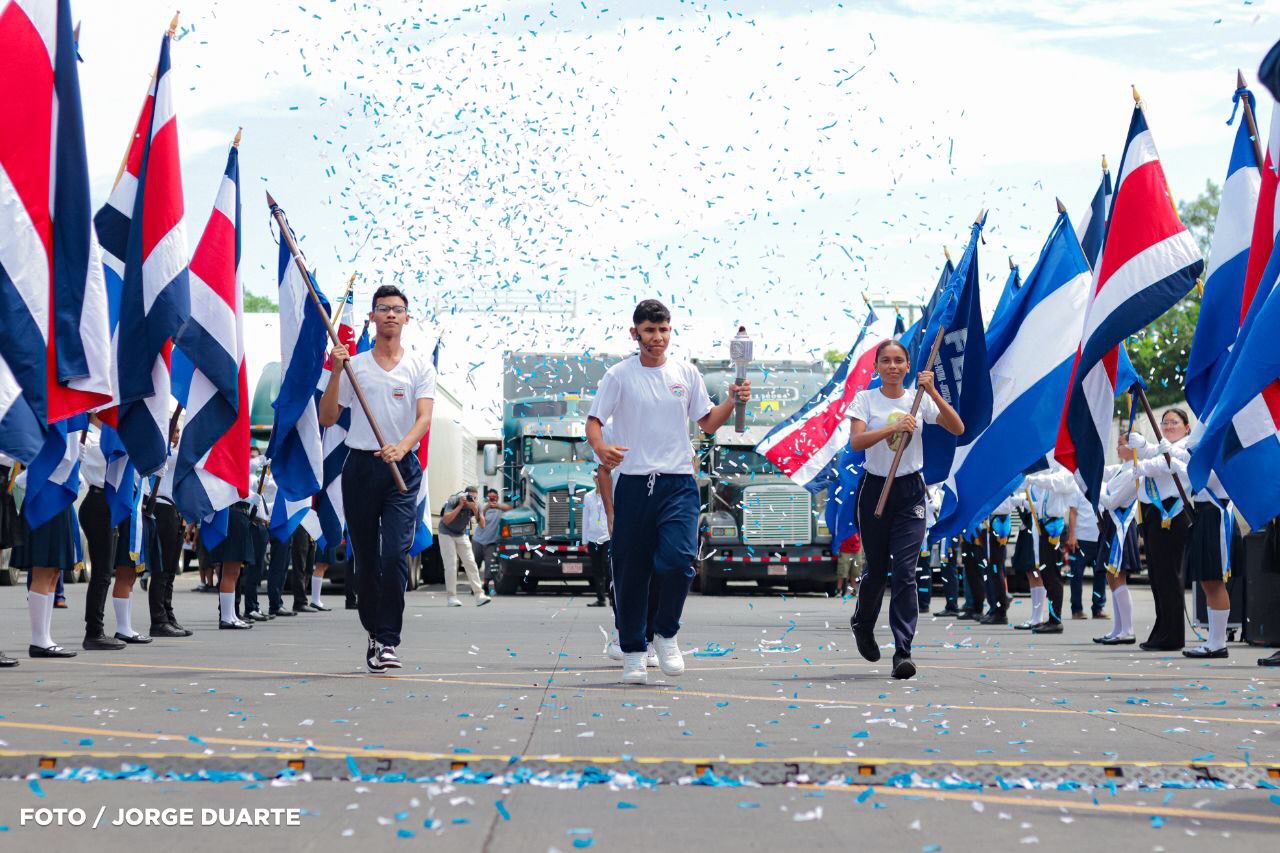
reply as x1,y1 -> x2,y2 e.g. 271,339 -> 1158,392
494,562 -> 521,596
699,564 -> 726,596
520,577 -> 539,594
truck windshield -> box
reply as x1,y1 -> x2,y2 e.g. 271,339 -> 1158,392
713,447 -> 781,477
527,437 -> 587,464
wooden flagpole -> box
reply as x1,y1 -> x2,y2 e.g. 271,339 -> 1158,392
265,191 -> 407,493
1237,69 -> 1267,171
113,12 -> 181,188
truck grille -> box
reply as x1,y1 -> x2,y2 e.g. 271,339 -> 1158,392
741,486 -> 811,545
545,489 -> 581,539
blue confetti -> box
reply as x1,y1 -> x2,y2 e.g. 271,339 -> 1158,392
495,800 -> 511,821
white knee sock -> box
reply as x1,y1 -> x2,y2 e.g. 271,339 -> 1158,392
310,576 -> 323,605
1109,591 -> 1123,638
1030,587 -> 1046,623
1114,585 -> 1133,637
113,596 -> 134,638
28,591 -> 54,648
1207,607 -> 1229,651
219,592 -> 237,623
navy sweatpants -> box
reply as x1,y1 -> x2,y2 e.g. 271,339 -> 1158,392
852,472 -> 927,657
342,449 -> 422,648
610,473 -> 698,654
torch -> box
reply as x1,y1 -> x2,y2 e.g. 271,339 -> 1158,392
729,325 -> 752,433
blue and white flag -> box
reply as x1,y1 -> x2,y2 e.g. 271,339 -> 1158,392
901,257 -> 953,369
917,217 -> 992,485
1185,85 -> 1263,417
990,261 -> 1023,329
264,225 -> 330,503
1076,161 -> 1113,271
933,212 -> 1092,540
22,414 -> 88,529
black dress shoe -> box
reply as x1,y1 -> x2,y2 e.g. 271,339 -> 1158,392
83,633 -> 126,651
892,653 -> 916,680
979,613 -> 1009,625
0,652 -> 18,667
150,623 -> 190,638
311,602 -> 332,612
245,611 -> 270,622
166,620 -> 193,635
114,632 -> 152,644
293,603 -> 318,613
218,619 -> 253,630
587,599 -> 608,607
270,608 -> 297,617
1013,621 -> 1043,630
30,644 -> 77,658
1258,651 -> 1280,667
1182,646 -> 1228,659
851,622 -> 881,663
956,610 -> 980,621
1140,641 -> 1183,652
1031,622 -> 1064,634
933,608 -> 961,617
345,601 -> 359,610
1101,635 -> 1136,645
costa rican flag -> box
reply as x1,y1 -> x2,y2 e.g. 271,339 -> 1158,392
172,142 -> 248,525
755,309 -> 880,490
1055,99 -> 1204,505
94,25 -> 190,477
409,337 -> 440,557
314,288 -> 360,551
1185,85 -> 1264,417
0,0 -> 114,464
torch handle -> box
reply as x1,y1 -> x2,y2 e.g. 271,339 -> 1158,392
734,364 -> 747,433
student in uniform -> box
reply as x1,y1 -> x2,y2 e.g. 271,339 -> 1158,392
1022,466 -> 1073,635
582,471 -> 613,608
1127,410 -> 1193,651
319,284 -> 434,674
1065,479 -> 1107,622
1094,459 -> 1142,645
979,496 -> 1016,625
11,464 -> 79,658
150,433 -> 192,637
77,425 -> 126,652
1010,493 -> 1042,628
847,339 -> 964,680
586,299 -> 749,685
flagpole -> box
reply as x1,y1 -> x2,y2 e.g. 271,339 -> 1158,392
1238,70 -> 1267,171
265,191 -> 408,494
113,12 -> 180,188
325,273 -> 358,340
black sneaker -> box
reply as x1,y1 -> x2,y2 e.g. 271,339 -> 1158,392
376,646 -> 402,670
850,619 -> 881,663
366,637 -> 385,673
892,653 -> 916,680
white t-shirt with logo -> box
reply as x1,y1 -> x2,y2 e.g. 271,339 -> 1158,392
846,387 -> 939,477
588,356 -> 713,476
339,349 -> 437,451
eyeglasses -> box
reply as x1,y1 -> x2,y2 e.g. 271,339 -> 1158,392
373,304 -> 407,316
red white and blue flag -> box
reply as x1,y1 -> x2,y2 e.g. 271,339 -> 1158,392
172,142 -> 249,525
1055,100 -> 1204,505
94,26 -> 190,477
0,0 -> 114,464
409,337 -> 440,557
755,309 -> 880,490
314,287 -> 362,551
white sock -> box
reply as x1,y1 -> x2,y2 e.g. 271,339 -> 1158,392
1030,587 -> 1046,623
1109,593 -> 1123,638
219,592 -> 237,624
1114,586 -> 1133,636
1207,607 -> 1229,651
28,592 -> 54,648
112,597 -> 134,638
311,576 -> 323,605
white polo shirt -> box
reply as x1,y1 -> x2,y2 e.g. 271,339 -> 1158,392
588,356 -> 713,476
339,349 -> 437,451
847,387 -> 939,477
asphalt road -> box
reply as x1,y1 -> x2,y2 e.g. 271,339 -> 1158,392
0,575 -> 1277,851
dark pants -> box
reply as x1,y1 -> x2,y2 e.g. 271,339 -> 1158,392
1038,528 -> 1065,625
79,487 -> 115,637
588,540 -> 612,604
343,449 -> 421,648
291,528 -> 315,608
148,501 -> 183,626
243,520 -> 270,615
610,474 -> 698,654
1068,539 -> 1106,616
916,549 -> 933,611
937,542 -> 960,611
266,527 -> 311,612
961,538 -> 985,614
852,473 -> 926,658
1142,501 -> 1191,648
983,534 -> 1008,616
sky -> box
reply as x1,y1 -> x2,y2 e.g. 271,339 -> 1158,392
71,0 -> 1278,434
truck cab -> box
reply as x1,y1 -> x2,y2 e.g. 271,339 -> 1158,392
693,360 -> 835,595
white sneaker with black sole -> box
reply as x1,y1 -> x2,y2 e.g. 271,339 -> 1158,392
621,652 -> 647,684
365,637 -> 385,674
376,646 -> 402,670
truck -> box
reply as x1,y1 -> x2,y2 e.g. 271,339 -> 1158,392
483,351 -> 624,595
692,359 -> 836,595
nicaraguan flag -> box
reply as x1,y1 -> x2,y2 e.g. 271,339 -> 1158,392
22,414 -> 87,529
916,217 -> 992,485
1186,85 -> 1264,417
934,212 -> 1091,541
265,221 -> 329,503
900,257 -> 953,369
1076,162 -> 1113,271
990,261 -> 1023,328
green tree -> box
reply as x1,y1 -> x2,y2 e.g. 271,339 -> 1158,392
244,292 -> 278,313
824,349 -> 845,374
1122,182 -> 1218,409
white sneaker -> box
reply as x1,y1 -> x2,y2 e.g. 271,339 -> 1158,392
651,634 -> 684,676
622,652 -> 647,684
447,596 -> 462,607
476,594 -> 492,606
645,643 -> 658,668
606,639 -> 624,661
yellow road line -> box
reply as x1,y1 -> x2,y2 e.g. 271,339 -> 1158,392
0,721 -> 354,755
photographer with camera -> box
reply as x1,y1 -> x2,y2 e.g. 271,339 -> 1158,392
438,486 -> 491,607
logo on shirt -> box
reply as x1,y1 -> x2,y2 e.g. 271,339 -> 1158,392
669,383 -> 688,400
913,504 -> 925,519
392,386 -> 407,400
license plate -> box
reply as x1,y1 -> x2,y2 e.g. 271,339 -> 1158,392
562,562 -> 584,574
767,563 -> 787,576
